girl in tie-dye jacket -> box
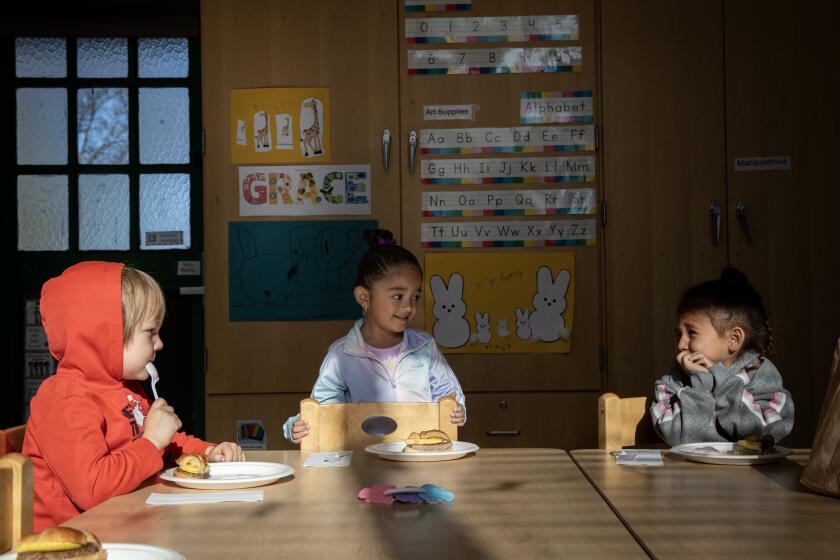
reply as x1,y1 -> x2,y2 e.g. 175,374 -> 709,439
650,268 -> 794,446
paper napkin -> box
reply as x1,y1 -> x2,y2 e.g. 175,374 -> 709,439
303,451 -> 353,467
146,491 -> 264,505
614,449 -> 664,466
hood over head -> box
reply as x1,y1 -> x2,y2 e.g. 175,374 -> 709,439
40,261 -> 125,384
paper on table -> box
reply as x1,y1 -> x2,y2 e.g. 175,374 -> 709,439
614,449 -> 664,466
146,491 -> 264,505
303,451 -> 353,467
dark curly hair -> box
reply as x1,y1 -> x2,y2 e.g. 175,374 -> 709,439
677,267 -> 773,357
355,229 -> 422,289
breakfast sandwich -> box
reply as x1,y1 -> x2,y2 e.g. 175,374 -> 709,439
732,434 -> 776,455
174,452 -> 210,479
404,429 -> 452,452
16,527 -> 106,560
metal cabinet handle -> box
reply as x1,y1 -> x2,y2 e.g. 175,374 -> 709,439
486,430 -> 521,437
408,130 -> 417,174
709,200 -> 721,246
382,129 -> 391,172
736,200 -> 754,244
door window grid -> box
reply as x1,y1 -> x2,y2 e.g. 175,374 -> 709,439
14,36 -> 193,252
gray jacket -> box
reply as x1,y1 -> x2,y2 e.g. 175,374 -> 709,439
650,350 -> 794,447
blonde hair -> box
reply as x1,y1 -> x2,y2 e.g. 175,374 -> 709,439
121,267 -> 166,346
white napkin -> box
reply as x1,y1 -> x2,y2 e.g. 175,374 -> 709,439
146,491 -> 264,505
302,451 -> 352,467
613,449 -> 664,466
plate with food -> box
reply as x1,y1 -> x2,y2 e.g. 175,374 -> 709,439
669,436 -> 792,465
0,527 -> 186,560
365,429 -> 479,462
159,453 -> 295,489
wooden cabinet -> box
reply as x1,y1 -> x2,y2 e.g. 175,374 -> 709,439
602,0 -> 840,447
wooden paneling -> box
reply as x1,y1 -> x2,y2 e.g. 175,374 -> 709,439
459,391 -> 598,449
206,393 -> 307,450
724,1 -> 840,446
601,1 -> 727,399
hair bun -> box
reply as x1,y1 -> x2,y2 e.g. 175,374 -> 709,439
363,229 -> 397,248
720,267 -> 750,287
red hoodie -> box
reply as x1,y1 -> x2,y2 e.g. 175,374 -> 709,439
23,261 -> 213,530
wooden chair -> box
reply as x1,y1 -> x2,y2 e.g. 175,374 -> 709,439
299,396 -> 458,451
1,424 -> 33,553
1,425 -> 26,455
598,393 -> 658,451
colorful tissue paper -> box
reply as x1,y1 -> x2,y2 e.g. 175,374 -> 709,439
357,485 -> 395,504
357,484 -> 454,504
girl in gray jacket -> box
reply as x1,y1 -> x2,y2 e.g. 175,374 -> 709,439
650,268 -> 794,447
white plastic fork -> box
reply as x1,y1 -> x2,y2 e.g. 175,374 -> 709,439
146,362 -> 160,400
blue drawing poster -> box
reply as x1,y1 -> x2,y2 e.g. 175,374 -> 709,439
229,219 -> 376,321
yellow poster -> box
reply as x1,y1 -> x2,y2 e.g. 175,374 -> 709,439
424,252 -> 574,354
230,87 -> 330,164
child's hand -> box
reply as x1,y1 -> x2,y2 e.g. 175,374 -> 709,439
205,442 -> 245,462
450,404 -> 466,426
677,350 -> 713,374
141,398 -> 182,450
291,419 -> 310,444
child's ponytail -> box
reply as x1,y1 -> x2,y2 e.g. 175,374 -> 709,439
355,229 -> 422,289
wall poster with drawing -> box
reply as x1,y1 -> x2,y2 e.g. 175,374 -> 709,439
424,252 -> 575,353
229,220 -> 376,321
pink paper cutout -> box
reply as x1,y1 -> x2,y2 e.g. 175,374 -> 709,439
358,485 -> 396,504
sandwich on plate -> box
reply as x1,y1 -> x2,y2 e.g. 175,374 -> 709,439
174,452 -> 210,479
403,429 -> 452,452
15,527 -> 106,560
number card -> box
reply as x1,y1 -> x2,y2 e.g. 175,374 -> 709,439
422,188 -> 597,216
405,0 -> 472,13
521,91 -> 593,124
421,219 -> 597,247
406,15 -> 578,43
421,156 -> 596,184
408,47 -> 582,74
420,126 -> 595,154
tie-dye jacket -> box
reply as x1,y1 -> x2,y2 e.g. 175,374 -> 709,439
650,350 -> 794,446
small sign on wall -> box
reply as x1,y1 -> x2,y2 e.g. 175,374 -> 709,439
236,420 -> 267,450
734,156 -> 791,171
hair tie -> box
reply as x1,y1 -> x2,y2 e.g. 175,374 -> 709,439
376,238 -> 397,246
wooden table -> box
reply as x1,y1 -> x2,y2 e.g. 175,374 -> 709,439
571,449 -> 840,559
67,449 -> 647,559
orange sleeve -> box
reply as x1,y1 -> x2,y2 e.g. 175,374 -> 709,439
164,432 -> 215,463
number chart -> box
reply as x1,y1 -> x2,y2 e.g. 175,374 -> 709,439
406,15 -> 579,43
407,47 -> 582,74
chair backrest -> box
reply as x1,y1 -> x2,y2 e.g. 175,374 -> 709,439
598,393 -> 652,451
1,425 -> 26,455
299,396 -> 458,451
0,453 -> 34,553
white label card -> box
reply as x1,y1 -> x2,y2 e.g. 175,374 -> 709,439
423,104 -> 475,121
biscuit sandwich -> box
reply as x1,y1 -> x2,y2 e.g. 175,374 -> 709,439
733,434 -> 776,455
15,527 -> 106,560
174,452 -> 210,479
404,429 -> 452,452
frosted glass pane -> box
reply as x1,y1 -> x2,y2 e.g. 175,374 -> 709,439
140,174 -> 190,250
17,175 -> 69,251
79,175 -> 129,251
139,88 -> 189,164
77,88 -> 129,164
15,38 -> 66,77
138,38 -> 188,77
77,38 -> 128,78
17,88 -> 68,165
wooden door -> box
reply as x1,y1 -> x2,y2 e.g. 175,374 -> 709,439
601,1 -> 727,402
201,0 -> 401,447
400,0 -> 602,447
724,1 -> 840,446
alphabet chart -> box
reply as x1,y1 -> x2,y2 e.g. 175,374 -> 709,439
422,188 -> 596,217
406,15 -> 578,43
420,125 -> 595,154
421,156 -> 596,184
421,219 -> 596,247
521,91 -> 593,124
407,47 -> 582,74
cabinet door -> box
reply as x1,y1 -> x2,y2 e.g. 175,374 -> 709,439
601,1 -> 727,400
201,0 -> 401,442
400,0 -> 602,397
724,1 -> 840,446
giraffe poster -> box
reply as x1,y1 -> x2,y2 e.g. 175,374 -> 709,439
230,87 -> 331,164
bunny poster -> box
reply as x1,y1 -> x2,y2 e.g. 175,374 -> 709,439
424,252 -> 575,353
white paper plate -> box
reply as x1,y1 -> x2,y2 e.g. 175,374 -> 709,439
365,441 -> 479,462
669,442 -> 792,465
159,461 -> 295,489
0,543 -> 185,560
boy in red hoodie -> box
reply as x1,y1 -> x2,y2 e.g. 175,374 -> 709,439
23,261 -> 244,530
